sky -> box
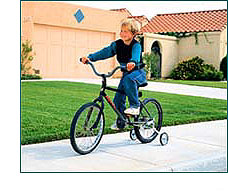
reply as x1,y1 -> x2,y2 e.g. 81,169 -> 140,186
65,1 -> 227,19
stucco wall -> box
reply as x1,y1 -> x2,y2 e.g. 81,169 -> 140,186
144,29 -> 227,78
178,32 -> 223,69
144,33 -> 178,77
22,1 -> 126,39
220,27 -> 227,64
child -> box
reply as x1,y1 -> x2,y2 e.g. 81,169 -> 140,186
81,19 -> 147,130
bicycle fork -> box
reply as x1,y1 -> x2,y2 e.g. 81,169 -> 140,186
83,107 -> 94,131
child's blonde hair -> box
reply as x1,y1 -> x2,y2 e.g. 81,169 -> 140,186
121,19 -> 140,35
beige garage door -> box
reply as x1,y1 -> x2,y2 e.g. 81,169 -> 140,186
33,24 -> 116,78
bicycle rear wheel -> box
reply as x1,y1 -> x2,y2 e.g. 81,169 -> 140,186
135,98 -> 162,143
70,102 -> 105,155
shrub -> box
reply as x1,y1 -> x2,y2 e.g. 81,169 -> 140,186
21,40 -> 34,75
200,64 -> 223,81
142,52 -> 159,79
21,40 -> 42,80
21,74 -> 42,80
220,55 -> 227,80
170,56 -> 224,81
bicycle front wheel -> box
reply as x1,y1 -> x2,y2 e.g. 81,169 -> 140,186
135,98 -> 162,143
70,102 -> 105,155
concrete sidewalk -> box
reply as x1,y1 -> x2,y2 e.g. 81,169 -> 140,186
21,120 -> 227,172
28,78 -> 227,100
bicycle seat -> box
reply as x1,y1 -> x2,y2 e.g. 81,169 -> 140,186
138,82 -> 148,87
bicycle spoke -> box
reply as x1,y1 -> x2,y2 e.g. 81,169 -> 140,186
135,99 -> 162,143
70,103 -> 104,154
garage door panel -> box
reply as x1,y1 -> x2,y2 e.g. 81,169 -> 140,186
50,28 -> 62,43
63,30 -> 76,46
88,31 -> 101,49
34,24 -> 115,78
76,47 -> 89,61
33,43 -> 47,76
75,47 -> 94,78
50,45 -> 62,75
76,30 -> 88,48
34,25 -> 47,43
101,32 -> 115,46
63,46 -> 76,73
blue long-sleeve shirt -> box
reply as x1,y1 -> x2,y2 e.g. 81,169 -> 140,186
88,39 -> 142,68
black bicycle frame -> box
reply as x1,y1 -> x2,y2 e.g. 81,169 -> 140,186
94,75 -> 128,122
93,75 -> 147,128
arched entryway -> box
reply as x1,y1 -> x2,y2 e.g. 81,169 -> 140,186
151,41 -> 162,78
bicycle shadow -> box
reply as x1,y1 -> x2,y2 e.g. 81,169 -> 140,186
98,138 -> 160,152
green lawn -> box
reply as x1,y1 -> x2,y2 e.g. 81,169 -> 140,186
21,81 -> 227,145
152,79 -> 227,89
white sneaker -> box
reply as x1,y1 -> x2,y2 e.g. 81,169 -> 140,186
124,107 -> 140,115
110,122 -> 120,130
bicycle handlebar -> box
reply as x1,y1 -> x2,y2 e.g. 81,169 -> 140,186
79,58 -> 145,78
79,58 -> 126,78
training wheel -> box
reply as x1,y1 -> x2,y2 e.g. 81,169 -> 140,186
130,129 -> 137,141
160,132 -> 169,146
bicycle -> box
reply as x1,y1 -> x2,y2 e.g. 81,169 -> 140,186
70,59 -> 169,155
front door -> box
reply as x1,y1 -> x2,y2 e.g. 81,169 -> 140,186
151,41 -> 162,78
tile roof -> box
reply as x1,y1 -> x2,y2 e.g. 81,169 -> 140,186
141,9 -> 227,33
110,8 -> 150,29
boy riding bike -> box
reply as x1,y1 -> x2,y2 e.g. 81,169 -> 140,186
81,19 -> 147,130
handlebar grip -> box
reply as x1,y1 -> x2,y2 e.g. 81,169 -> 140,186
79,58 -> 89,64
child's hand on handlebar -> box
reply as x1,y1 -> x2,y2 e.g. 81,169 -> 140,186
81,57 -> 89,64
127,62 -> 135,71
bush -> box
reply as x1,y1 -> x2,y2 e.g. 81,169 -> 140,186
142,52 -> 159,79
200,64 -> 224,81
21,74 -> 42,80
21,40 -> 42,80
21,40 -> 34,75
170,56 -> 224,81
220,55 -> 227,80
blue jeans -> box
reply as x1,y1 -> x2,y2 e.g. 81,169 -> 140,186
113,69 -> 147,114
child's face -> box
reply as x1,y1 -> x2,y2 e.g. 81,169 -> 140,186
120,25 -> 134,43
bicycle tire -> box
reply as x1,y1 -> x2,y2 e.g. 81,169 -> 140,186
135,98 -> 162,143
70,102 -> 105,155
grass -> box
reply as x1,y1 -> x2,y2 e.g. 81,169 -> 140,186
21,81 -> 227,145
152,79 -> 227,89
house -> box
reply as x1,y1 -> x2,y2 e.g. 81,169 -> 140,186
141,9 -> 227,78
21,1 -> 127,78
21,2 -> 227,79
110,8 -> 149,28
